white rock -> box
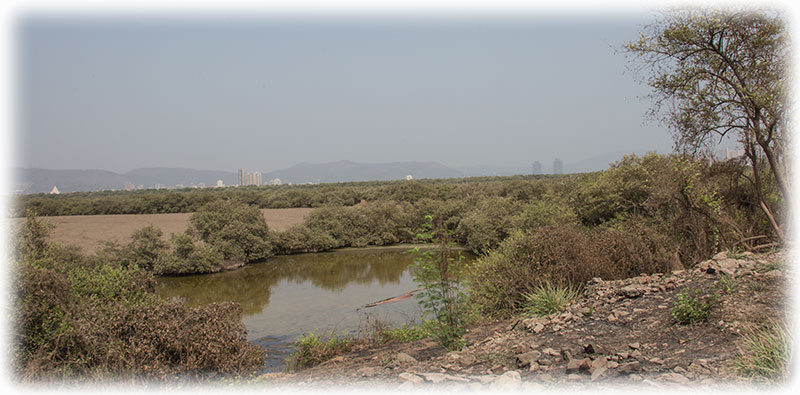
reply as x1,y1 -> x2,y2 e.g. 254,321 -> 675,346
491,370 -> 522,391
398,372 -> 424,385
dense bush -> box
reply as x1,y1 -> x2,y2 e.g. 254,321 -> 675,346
272,224 -> 337,255
513,199 -> 580,231
12,214 -> 264,381
455,196 -> 522,253
188,199 -> 274,265
467,225 -> 673,317
116,225 -> 169,271
154,233 -> 225,275
302,201 -> 418,249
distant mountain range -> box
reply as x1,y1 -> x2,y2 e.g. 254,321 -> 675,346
12,153 -> 642,194
260,160 -> 463,184
12,167 -> 237,194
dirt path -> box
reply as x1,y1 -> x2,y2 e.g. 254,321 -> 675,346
14,208 -> 314,253
260,250 -> 789,390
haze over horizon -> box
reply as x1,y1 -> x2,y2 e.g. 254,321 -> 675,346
16,14 -> 676,174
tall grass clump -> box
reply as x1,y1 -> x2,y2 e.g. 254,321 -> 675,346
733,322 -> 792,382
522,283 -> 580,317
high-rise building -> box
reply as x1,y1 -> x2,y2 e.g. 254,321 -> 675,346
238,168 -> 245,186
532,161 -> 542,175
553,158 -> 564,175
239,169 -> 263,186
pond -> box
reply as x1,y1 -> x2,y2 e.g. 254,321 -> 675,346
155,246 -> 475,372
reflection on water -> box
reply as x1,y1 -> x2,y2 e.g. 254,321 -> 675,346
155,246 -> 475,372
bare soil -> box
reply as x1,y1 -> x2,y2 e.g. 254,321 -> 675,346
13,208 -> 314,253
260,250 -> 790,391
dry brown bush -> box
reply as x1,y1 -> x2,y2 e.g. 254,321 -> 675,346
468,225 -> 672,317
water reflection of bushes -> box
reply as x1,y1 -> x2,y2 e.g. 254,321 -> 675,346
156,249 -> 474,316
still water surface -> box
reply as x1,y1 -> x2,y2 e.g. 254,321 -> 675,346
155,246 -> 474,371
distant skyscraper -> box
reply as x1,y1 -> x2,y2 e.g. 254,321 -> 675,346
553,158 -> 564,175
532,161 -> 542,175
238,168 -> 245,186
253,171 -> 262,186
726,147 -> 744,159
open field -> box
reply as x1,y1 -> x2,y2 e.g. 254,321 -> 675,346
12,208 -> 314,253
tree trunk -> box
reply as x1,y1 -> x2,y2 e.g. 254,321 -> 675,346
757,139 -> 790,206
745,144 -> 786,244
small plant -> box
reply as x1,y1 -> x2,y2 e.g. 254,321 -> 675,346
717,274 -> 739,294
285,330 -> 353,370
732,321 -> 792,381
670,288 -> 716,324
748,280 -> 769,293
726,249 -> 751,260
522,282 -> 580,317
410,215 -> 469,351
756,260 -> 785,273
378,322 -> 434,344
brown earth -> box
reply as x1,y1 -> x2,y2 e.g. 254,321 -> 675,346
259,250 -> 790,391
12,208 -> 314,253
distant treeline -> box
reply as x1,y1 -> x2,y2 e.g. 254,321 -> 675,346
14,175 -> 564,217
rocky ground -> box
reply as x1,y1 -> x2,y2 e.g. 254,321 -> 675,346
257,250 -> 791,391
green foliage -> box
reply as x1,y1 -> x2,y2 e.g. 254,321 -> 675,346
272,224 -> 337,254
514,199 -> 579,230
455,196 -> 521,252
376,322 -> 433,344
411,215 -> 469,351
571,154 -> 654,226
302,201 -> 417,249
670,288 -> 717,324
285,331 -> 354,370
717,274 -> 739,294
522,283 -> 580,317
119,225 -> 169,271
15,209 -> 54,260
153,232 -> 224,275
733,321 -> 792,382
189,199 -> 274,264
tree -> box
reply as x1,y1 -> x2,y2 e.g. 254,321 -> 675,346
626,9 -> 789,242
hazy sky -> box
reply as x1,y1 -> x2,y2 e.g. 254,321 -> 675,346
15,14 -> 675,173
